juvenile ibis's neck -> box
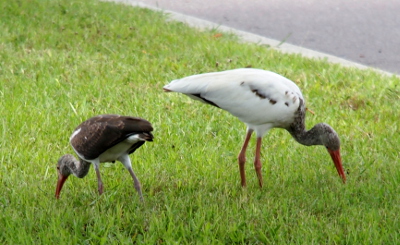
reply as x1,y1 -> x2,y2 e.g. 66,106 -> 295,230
60,154 -> 92,178
74,158 -> 92,178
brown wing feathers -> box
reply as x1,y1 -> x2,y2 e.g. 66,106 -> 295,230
70,115 -> 153,160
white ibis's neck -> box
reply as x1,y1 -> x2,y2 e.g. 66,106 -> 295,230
286,99 -> 323,147
286,100 -> 339,148
59,154 -> 91,178
288,123 -> 326,147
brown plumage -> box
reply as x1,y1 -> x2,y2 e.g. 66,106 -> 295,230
55,114 -> 153,201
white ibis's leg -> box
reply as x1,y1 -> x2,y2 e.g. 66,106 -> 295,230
238,129 -> 253,187
119,155 -> 143,201
92,161 -> 104,195
254,137 -> 263,187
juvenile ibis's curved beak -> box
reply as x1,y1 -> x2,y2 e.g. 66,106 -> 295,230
328,149 -> 346,183
55,169 -> 69,199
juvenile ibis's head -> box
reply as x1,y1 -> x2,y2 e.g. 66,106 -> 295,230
55,154 -> 94,199
55,154 -> 81,199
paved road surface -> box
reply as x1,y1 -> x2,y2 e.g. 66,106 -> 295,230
125,0 -> 400,75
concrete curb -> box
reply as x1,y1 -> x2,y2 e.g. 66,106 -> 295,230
107,0 -> 397,77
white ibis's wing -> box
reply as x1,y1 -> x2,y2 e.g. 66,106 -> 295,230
164,68 -> 304,126
69,115 -> 153,160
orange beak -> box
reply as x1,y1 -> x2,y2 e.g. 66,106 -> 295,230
328,149 -> 346,183
55,170 -> 69,199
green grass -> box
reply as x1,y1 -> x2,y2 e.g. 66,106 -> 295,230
1,0 -> 399,243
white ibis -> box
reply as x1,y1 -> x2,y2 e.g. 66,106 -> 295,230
55,114 -> 153,200
163,68 -> 346,187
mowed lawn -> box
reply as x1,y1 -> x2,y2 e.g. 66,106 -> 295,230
0,0 -> 399,243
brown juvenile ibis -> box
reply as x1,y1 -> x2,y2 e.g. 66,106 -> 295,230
55,114 -> 153,200
163,68 -> 346,187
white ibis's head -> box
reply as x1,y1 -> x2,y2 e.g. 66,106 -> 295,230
55,154 -> 74,199
318,123 -> 346,183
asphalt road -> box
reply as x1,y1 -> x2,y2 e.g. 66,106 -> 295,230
125,0 -> 400,75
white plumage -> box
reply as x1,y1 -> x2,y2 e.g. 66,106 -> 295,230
164,68 -> 303,136
164,68 -> 346,187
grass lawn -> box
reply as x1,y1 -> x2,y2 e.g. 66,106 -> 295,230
1,0 -> 399,243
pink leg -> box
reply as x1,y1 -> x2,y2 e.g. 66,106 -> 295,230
94,166 -> 104,195
127,167 -> 144,202
254,137 -> 263,187
238,129 -> 253,187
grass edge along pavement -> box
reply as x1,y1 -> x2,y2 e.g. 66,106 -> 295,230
109,0 -> 399,78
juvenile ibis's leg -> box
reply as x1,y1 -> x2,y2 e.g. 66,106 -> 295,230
119,155 -> 143,201
238,129 -> 253,187
127,167 -> 143,202
93,161 -> 104,195
254,137 -> 263,187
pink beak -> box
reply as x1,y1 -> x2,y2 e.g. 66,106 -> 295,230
55,170 -> 69,199
328,149 -> 346,183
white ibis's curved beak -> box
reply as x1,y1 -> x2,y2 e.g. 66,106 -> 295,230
328,149 -> 346,183
55,170 -> 69,199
